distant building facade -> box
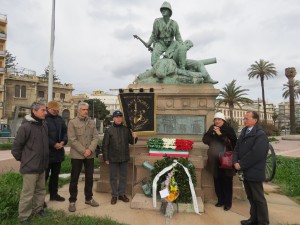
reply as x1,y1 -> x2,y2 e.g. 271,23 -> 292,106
216,99 -> 276,127
277,101 -> 300,129
88,90 -> 119,114
4,67 -> 75,122
0,13 -> 7,122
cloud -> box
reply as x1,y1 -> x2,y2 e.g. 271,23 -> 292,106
1,0 -> 299,105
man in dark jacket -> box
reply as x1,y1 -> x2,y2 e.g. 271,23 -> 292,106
102,110 -> 137,205
11,102 -> 49,224
233,111 -> 269,225
45,101 -> 68,203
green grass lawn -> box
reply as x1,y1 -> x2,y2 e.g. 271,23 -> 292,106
272,156 -> 300,203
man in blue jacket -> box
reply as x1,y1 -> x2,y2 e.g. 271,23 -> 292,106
233,111 -> 269,225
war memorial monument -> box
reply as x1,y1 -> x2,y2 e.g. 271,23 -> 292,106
97,1 -> 245,213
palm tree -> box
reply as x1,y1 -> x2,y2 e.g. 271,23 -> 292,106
216,80 -> 253,121
282,80 -> 300,99
247,59 -> 277,122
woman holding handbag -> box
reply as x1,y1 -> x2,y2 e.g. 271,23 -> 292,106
202,112 -> 237,211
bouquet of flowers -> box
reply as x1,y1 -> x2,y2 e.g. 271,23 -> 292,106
160,170 -> 179,218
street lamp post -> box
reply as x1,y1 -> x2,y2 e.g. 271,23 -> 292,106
92,100 -> 95,120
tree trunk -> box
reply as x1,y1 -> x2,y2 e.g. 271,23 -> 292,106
260,76 -> 267,122
229,105 -> 234,121
289,78 -> 296,134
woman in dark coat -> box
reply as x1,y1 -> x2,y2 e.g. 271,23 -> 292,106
202,112 -> 237,211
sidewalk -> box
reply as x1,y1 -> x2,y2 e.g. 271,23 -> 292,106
45,179 -> 300,225
1,139 -> 300,224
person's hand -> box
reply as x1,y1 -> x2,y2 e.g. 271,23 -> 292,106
54,143 -> 62,150
60,141 -> 65,146
132,132 -> 137,139
234,162 -> 241,170
105,160 -> 109,165
213,126 -> 222,135
84,149 -> 92,157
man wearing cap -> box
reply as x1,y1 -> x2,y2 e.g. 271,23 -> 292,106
67,102 -> 99,212
45,101 -> 68,205
102,110 -> 138,205
146,1 -> 183,66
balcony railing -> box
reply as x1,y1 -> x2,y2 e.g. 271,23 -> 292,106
0,14 -> 7,21
0,33 -> 6,39
0,68 -> 4,73
0,50 -> 5,56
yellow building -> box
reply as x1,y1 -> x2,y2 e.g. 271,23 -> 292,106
0,13 -> 7,122
5,67 -> 75,123
216,100 -> 275,127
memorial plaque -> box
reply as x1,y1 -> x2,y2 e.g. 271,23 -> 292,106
156,115 -> 205,135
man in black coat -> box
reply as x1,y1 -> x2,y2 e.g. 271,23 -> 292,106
102,110 -> 137,205
45,101 -> 68,203
11,102 -> 49,224
233,111 -> 269,225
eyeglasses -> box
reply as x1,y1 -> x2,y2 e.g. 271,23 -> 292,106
243,117 -> 253,121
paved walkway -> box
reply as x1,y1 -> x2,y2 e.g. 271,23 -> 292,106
1,138 -> 300,224
43,181 -> 300,225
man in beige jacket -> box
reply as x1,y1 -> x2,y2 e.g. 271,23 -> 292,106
67,102 -> 99,212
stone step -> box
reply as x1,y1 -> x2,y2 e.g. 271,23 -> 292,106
131,193 -> 204,213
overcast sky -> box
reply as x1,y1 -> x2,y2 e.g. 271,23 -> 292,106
1,0 -> 300,105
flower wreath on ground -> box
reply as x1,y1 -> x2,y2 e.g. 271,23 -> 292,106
149,157 -> 198,218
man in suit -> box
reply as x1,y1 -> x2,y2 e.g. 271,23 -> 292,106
233,111 -> 269,225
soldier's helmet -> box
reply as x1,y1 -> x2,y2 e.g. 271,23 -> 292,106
160,1 -> 172,16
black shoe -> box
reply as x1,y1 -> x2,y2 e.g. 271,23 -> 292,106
224,206 -> 231,211
50,194 -> 65,202
241,219 -> 257,225
215,202 -> 223,207
37,209 -> 49,217
111,196 -> 117,205
118,195 -> 130,202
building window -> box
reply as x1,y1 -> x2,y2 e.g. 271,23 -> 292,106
15,85 -> 20,97
14,85 -> 26,98
60,93 -> 65,101
21,85 -> 26,98
52,92 -> 55,100
38,91 -> 45,98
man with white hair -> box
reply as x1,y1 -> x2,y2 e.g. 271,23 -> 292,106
67,102 -> 99,212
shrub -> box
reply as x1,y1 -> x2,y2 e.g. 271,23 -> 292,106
226,119 -> 239,133
149,156 -> 196,203
60,155 -> 99,174
296,126 -> 300,134
0,172 -> 22,221
260,122 -> 280,136
0,143 -> 13,150
272,156 -> 300,198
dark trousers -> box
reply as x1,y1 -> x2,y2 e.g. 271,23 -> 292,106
214,168 -> 233,207
109,162 -> 128,197
69,158 -> 94,203
243,180 -> 269,224
45,162 -> 61,198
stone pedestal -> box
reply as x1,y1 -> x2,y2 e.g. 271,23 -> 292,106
96,83 -> 246,208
